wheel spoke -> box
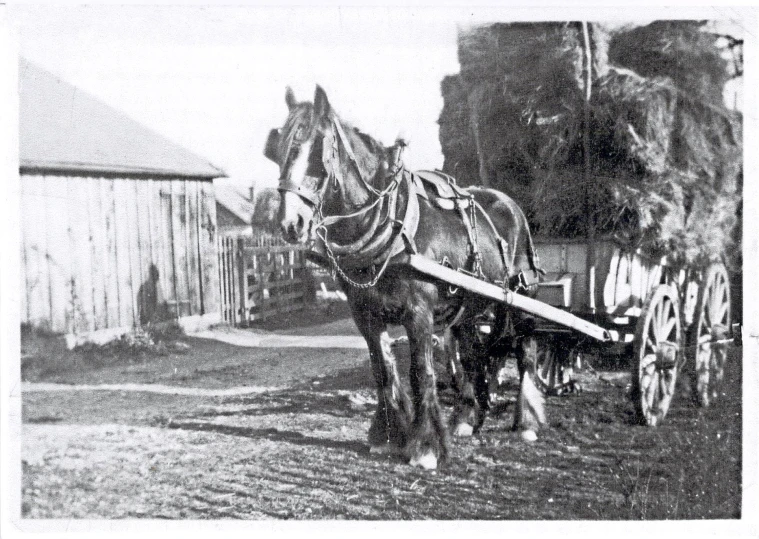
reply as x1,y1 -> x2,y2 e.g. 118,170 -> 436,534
708,288 -> 718,323
703,303 -> 712,329
717,301 -> 729,325
713,277 -> 725,309
662,316 -> 677,341
640,353 -> 656,371
546,355 -> 556,388
697,316 -> 709,339
646,371 -> 659,412
698,333 -> 713,345
653,302 -> 663,341
640,373 -> 653,395
540,350 -> 553,380
659,374 -> 668,401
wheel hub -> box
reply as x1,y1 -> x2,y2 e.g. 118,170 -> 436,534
654,341 -> 678,370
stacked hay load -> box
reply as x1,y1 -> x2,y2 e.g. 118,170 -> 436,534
439,21 -> 742,269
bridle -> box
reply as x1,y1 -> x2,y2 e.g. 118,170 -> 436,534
271,114 -> 411,288
275,115 -> 404,229
271,117 -> 332,209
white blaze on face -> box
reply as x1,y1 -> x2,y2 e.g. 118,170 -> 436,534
288,137 -> 313,191
280,136 -> 316,242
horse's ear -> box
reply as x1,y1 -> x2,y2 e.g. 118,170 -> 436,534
314,85 -> 331,119
285,86 -> 297,110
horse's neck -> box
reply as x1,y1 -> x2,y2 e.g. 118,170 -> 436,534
337,122 -> 388,207
326,122 -> 393,242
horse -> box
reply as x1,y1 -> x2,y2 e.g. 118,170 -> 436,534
265,85 -> 546,469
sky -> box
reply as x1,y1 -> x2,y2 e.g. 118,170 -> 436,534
9,5 -> 465,191
6,5 -> 751,193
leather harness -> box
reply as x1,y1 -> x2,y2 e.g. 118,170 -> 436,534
282,115 -> 512,289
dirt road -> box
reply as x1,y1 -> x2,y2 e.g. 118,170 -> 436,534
20,312 -> 742,520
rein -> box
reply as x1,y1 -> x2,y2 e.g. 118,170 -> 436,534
312,120 -> 414,288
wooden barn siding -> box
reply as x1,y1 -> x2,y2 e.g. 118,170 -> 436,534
199,182 -> 220,318
20,173 -> 219,334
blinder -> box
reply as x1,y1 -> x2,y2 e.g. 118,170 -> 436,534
276,122 -> 339,209
264,128 -> 281,163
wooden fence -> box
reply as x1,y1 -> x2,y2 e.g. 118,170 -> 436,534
218,234 -> 311,326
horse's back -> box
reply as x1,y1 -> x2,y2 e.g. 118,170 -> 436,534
465,186 -> 536,275
466,186 -> 526,222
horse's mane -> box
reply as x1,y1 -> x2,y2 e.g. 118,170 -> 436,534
282,101 -> 388,184
353,128 -> 386,157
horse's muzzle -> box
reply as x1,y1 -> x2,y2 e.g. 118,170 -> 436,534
281,215 -> 307,244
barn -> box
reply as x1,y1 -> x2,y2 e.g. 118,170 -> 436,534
19,60 -> 225,345
215,185 -> 256,236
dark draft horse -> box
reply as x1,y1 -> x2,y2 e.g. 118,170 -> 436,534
266,86 -> 546,469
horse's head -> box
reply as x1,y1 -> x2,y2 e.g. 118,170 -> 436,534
263,86 -> 335,243
265,86 -> 389,244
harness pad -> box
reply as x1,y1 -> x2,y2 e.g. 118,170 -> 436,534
411,170 -> 472,200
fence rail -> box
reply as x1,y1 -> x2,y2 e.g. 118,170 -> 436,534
218,234 -> 311,326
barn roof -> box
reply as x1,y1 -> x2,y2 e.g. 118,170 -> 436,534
215,185 -> 255,225
19,59 -> 226,179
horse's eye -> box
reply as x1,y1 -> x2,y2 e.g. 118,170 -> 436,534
295,126 -> 306,141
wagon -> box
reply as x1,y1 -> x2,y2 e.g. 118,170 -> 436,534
407,233 -> 735,426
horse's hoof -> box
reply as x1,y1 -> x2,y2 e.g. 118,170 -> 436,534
409,451 -> 438,470
520,429 -> 538,442
452,423 -> 474,437
369,443 -> 401,455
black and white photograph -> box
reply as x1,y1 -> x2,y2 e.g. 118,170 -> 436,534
0,2 -> 756,534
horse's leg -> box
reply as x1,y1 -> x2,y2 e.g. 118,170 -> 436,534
404,299 -> 450,469
442,327 -> 461,392
354,310 -> 412,454
513,333 -> 546,442
448,325 -> 489,437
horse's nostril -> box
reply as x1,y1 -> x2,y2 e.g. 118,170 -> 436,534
296,214 -> 305,233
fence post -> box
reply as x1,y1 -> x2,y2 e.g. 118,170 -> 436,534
237,237 -> 249,327
228,237 -> 238,327
218,233 -> 311,325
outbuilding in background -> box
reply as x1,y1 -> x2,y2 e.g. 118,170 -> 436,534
19,59 -> 225,345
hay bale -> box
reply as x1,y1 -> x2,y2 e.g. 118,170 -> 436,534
457,23 -> 588,182
593,67 -> 678,176
438,75 -> 479,185
609,21 -> 730,105
439,20 -> 742,267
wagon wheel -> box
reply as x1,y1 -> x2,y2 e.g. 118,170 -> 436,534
534,335 -> 577,395
631,284 -> 682,426
689,263 -> 731,408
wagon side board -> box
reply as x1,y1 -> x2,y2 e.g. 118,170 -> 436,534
534,237 -> 673,320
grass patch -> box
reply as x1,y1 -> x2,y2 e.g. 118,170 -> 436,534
21,322 -> 189,382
